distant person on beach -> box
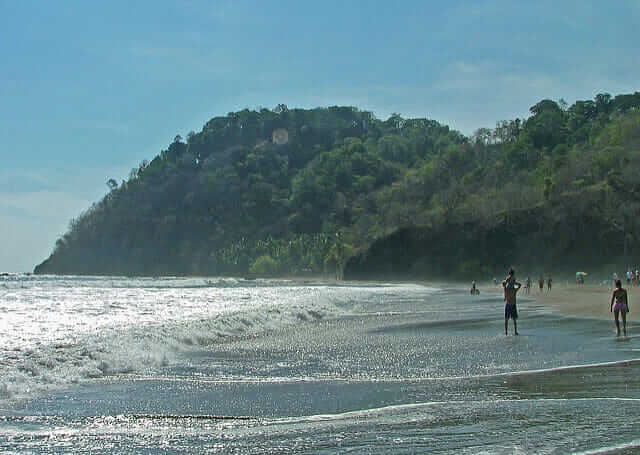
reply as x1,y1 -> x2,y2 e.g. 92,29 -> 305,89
525,277 -> 531,294
470,280 -> 479,295
610,279 -> 629,337
547,275 -> 552,292
538,276 -> 544,293
502,268 -> 522,335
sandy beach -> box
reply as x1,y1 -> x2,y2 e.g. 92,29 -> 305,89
487,281 -> 637,322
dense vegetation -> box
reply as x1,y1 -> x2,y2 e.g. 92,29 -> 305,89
35,93 -> 640,279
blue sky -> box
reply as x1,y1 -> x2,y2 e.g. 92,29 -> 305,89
1,0 -> 638,272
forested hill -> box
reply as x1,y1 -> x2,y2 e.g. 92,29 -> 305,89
35,93 -> 640,278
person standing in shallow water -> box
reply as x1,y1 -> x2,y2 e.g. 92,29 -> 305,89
610,279 -> 630,336
502,268 -> 522,335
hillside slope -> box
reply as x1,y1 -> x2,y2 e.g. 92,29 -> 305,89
35,93 -> 640,278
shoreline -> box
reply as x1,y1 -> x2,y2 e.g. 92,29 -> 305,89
13,273 -> 636,323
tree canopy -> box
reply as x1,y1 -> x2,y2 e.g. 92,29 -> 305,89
35,92 -> 640,278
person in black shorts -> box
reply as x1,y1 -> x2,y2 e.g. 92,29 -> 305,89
502,268 -> 522,335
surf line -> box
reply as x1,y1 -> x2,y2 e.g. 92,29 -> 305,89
114,359 -> 640,387
270,397 -> 640,426
127,414 -> 255,421
497,358 -> 640,377
571,438 -> 640,455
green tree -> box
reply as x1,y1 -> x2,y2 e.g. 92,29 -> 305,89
249,255 -> 279,276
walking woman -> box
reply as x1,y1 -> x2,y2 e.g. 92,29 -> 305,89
610,279 -> 630,336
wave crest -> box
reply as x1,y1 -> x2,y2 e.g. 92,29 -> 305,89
0,298 -> 343,404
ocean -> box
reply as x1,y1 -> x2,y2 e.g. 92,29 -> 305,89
0,275 -> 638,454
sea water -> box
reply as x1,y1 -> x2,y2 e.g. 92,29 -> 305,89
0,275 -> 638,454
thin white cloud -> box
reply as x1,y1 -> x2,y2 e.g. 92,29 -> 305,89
0,214 -> 60,273
0,165 -> 130,272
453,61 -> 484,75
88,121 -> 131,135
124,41 -> 235,81
0,170 -> 56,193
0,190 -> 93,273
0,166 -> 126,196
0,190 -> 92,220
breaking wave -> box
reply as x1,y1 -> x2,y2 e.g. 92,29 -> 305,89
1,275 -> 407,404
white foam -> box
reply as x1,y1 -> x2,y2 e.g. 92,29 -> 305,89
571,439 -> 640,455
0,276 -> 423,403
272,396 -> 640,426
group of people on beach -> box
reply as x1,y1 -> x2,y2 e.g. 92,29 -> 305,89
490,275 -> 551,296
522,275 -> 552,294
499,268 -> 629,337
537,275 -> 552,292
625,268 -> 640,286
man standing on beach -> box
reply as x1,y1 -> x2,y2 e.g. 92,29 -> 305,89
503,268 -> 522,335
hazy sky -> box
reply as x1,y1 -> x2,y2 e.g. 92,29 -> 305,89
1,0 -> 638,273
